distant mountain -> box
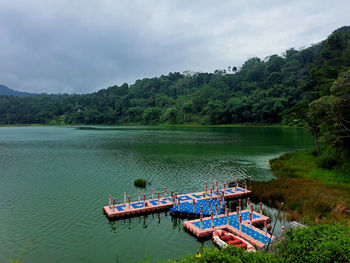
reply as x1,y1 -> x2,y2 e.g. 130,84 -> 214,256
0,84 -> 35,97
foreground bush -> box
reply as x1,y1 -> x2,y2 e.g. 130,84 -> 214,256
163,246 -> 279,263
142,224 -> 350,263
275,224 -> 350,263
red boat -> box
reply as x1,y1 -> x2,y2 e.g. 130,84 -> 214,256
212,230 -> 256,252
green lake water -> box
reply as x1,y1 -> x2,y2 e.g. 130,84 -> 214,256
0,126 -> 313,263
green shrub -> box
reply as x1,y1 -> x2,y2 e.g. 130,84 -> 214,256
146,225 -> 350,263
164,246 -> 280,263
134,178 -> 147,188
275,224 -> 350,263
310,149 -> 318,156
317,147 -> 339,169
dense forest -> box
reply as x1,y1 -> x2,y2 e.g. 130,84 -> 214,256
1,27 -> 349,126
1,26 -> 350,159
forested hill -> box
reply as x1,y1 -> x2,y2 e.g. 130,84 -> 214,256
0,26 -> 349,126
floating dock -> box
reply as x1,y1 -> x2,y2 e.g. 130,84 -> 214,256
104,180 -> 275,249
183,210 -> 273,248
104,186 -> 250,218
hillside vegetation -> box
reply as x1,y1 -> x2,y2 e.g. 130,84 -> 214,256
0,26 -> 348,127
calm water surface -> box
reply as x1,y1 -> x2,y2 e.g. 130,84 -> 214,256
0,126 -> 313,263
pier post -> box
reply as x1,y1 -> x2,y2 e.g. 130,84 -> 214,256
216,180 -> 218,188
226,179 -> 229,187
247,197 -> 250,207
158,192 -> 160,205
112,198 -> 115,212
164,187 -> 167,197
260,202 -> 262,216
143,194 -> 146,206
264,219 -> 267,235
152,189 -> 154,200
211,211 -> 214,228
210,188 -> 212,201
124,192 -> 126,204
239,199 -> 241,214
236,206 -> 239,222
178,198 -> 180,212
193,199 -> 195,213
109,194 -> 111,208
200,206 -> 203,215
128,196 -> 130,209
226,208 -> 229,224
244,180 -> 247,190
205,181 -> 207,194
215,203 -> 218,217
239,215 -> 242,231
138,191 -> 140,202
200,213 -> 203,230
250,212 -> 252,228
208,200 -> 211,213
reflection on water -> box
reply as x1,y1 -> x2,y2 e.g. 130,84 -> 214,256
0,126 -> 313,263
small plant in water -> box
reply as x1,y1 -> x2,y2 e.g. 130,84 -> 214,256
134,178 -> 147,188
10,240 -> 29,263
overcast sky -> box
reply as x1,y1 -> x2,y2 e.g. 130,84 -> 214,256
0,0 -> 349,94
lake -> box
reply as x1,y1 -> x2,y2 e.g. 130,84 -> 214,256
0,126 -> 313,263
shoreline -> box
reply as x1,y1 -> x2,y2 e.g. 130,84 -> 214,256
0,123 -> 302,128
251,150 -> 350,225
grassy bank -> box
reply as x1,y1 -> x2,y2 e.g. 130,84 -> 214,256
0,123 -> 293,128
160,123 -> 295,128
251,150 -> 350,225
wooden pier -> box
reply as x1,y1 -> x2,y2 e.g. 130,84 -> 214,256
104,186 -> 250,218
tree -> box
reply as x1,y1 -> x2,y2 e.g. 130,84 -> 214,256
142,107 -> 162,125
307,69 -> 350,154
323,70 -> 350,151
307,98 -> 329,154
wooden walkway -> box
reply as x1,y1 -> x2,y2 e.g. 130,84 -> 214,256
104,186 -> 250,218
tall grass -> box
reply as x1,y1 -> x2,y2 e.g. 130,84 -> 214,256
251,150 -> 350,225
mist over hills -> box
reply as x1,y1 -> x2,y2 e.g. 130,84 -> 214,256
0,84 -> 35,97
